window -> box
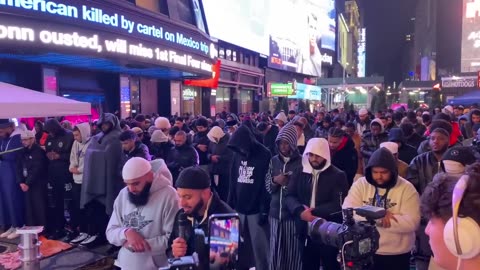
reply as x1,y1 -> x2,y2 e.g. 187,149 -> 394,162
191,0 -> 206,32
226,49 -> 232,61
132,0 -> 169,15
232,51 -> 237,62
177,0 -> 195,26
219,48 -> 225,59
244,54 -> 250,65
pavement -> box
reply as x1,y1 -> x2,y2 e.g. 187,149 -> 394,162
0,230 -> 115,270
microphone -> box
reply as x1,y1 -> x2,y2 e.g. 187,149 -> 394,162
178,211 -> 188,240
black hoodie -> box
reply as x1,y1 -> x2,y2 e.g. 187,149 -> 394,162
365,148 -> 398,198
388,128 -> 418,164
331,136 -> 358,187
227,125 -> 271,215
44,119 -> 74,179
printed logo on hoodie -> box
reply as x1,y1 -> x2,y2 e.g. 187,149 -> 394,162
238,161 -> 254,184
363,197 -> 397,209
121,209 -> 153,231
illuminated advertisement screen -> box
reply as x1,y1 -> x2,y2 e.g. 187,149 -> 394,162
202,0 -> 270,55
461,0 -> 480,72
268,0 -> 336,76
357,28 -> 366,78
202,0 -> 336,75
0,0 -> 216,76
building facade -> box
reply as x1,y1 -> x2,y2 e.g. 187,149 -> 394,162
0,0 -> 216,119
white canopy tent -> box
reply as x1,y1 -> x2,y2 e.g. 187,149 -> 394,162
0,82 -> 91,118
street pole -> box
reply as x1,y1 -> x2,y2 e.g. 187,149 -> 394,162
342,63 -> 349,110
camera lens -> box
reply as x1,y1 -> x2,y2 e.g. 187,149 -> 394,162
310,218 -> 344,249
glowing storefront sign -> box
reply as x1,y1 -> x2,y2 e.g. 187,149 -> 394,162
0,22 -> 213,73
0,0 -> 214,56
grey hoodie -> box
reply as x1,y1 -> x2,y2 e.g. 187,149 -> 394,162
106,159 -> 179,270
70,122 -> 91,184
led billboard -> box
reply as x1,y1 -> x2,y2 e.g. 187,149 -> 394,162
203,0 -> 337,76
462,0 -> 480,72
268,0 -> 336,76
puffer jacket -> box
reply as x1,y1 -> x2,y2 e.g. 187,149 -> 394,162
166,143 -> 199,183
192,130 -> 210,166
207,130 -> 233,176
360,131 -> 389,167
461,109 -> 480,139
266,125 -> 302,220
406,151 -> 442,195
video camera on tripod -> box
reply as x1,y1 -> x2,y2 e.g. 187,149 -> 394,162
310,205 -> 386,270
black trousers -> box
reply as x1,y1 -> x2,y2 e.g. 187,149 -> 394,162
303,239 -> 340,270
84,200 -> 109,239
211,173 -> 230,202
373,253 -> 411,270
69,183 -> 86,232
47,175 -> 69,232
25,182 -> 48,227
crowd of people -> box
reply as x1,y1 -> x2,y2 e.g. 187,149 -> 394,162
0,104 -> 479,270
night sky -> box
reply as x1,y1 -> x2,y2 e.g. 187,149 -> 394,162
361,0 -> 417,86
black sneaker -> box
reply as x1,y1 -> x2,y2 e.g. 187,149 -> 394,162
62,230 -> 79,243
82,235 -> 107,249
49,230 -> 67,240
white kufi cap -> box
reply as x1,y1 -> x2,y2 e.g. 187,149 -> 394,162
380,142 -> 398,155
21,130 -> 35,139
122,157 -> 152,182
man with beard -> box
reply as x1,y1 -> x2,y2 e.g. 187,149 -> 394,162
343,148 -> 420,270
0,119 -> 24,239
354,108 -> 371,135
407,127 -> 451,270
266,124 -> 302,270
192,118 -> 211,173
167,167 -> 234,270
166,131 -> 199,184
16,131 -> 48,228
285,138 -> 349,270
106,157 -> 178,270
328,127 -> 358,187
